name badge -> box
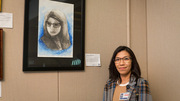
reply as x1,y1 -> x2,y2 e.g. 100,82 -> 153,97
119,92 -> 131,100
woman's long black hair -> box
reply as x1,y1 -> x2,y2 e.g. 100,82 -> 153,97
109,46 -> 141,82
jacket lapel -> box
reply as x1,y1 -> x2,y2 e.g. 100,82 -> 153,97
126,75 -> 137,101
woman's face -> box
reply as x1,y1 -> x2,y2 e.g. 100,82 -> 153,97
46,17 -> 61,36
114,50 -> 132,76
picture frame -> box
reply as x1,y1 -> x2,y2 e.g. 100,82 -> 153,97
0,0 -> 1,12
0,29 -> 3,80
23,0 -> 85,71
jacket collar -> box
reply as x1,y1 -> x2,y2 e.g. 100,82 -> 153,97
127,74 -> 137,93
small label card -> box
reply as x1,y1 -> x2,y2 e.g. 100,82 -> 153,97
85,54 -> 101,67
0,12 -> 13,28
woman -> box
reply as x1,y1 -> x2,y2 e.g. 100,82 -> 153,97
41,10 -> 71,50
103,46 -> 152,101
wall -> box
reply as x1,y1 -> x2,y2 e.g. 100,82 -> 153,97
130,0 -> 148,79
131,1 -> 180,100
147,0 -> 180,101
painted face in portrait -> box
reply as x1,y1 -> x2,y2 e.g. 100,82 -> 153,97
114,50 -> 132,76
46,17 -> 61,36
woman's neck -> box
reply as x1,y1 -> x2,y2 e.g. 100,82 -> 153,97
120,73 -> 131,84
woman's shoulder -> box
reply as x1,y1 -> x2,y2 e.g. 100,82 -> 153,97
136,77 -> 152,98
105,79 -> 115,84
137,77 -> 151,93
137,77 -> 149,85
104,79 -> 115,91
104,79 -> 116,88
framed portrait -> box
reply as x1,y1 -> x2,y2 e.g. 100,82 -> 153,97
23,0 -> 85,71
0,29 -> 3,80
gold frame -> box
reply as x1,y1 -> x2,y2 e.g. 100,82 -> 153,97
0,29 -> 3,80
0,0 -> 1,12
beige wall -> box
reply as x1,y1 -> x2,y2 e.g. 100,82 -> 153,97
130,0 -> 148,79
1,0 -> 180,101
131,0 -> 180,100
147,0 -> 180,101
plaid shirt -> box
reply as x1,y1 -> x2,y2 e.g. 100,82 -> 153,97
103,75 -> 152,101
